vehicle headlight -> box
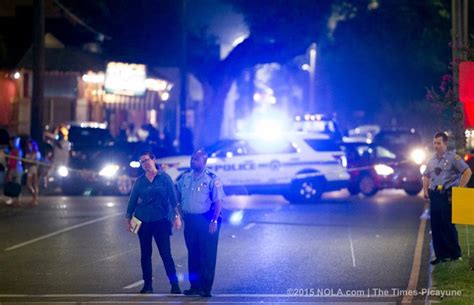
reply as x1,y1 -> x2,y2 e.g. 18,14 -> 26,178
374,164 -> 394,176
129,161 -> 140,168
419,164 -> 427,175
57,166 -> 69,177
410,148 -> 426,165
99,164 -> 120,178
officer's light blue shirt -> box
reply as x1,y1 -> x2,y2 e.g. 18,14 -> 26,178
423,151 -> 469,190
126,171 -> 178,222
176,169 -> 225,214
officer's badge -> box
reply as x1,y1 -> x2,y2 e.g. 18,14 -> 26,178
443,160 -> 449,169
455,155 -> 461,161
215,180 -> 222,188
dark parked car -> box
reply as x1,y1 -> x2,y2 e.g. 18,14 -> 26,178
57,140 -> 174,195
343,139 -> 425,197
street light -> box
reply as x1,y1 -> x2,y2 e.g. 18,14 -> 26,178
308,43 -> 317,112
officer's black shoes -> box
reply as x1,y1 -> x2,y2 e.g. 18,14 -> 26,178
140,286 -> 154,294
430,258 -> 449,265
199,290 -> 212,297
170,284 -> 182,294
183,288 -> 200,296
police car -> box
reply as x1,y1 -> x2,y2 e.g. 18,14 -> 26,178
156,132 -> 350,203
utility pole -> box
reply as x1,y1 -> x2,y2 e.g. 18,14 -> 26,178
177,0 -> 188,152
31,0 -> 45,143
452,0 -> 470,147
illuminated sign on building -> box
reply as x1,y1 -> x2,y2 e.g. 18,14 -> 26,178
104,62 -> 147,96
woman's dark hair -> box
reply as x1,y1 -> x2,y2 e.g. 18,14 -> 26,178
140,151 -> 155,159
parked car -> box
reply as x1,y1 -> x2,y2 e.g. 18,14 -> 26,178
44,122 -> 115,195
53,139 -> 175,196
343,138 -> 425,197
156,132 -> 350,203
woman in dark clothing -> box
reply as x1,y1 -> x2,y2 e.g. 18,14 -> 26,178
125,151 -> 182,294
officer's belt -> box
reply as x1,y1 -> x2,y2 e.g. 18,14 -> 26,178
429,185 -> 452,194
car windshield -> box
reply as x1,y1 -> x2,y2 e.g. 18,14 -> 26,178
374,132 -> 421,149
69,127 -> 114,147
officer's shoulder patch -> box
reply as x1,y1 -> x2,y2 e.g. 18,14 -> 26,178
455,154 -> 462,161
205,170 -> 217,179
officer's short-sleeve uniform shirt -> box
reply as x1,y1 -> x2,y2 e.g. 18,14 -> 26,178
423,151 -> 469,190
177,169 -> 225,214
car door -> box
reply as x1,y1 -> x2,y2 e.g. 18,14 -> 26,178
207,140 -> 259,187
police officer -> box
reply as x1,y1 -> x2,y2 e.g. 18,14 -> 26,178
126,151 -> 182,294
176,149 -> 225,297
422,132 -> 472,265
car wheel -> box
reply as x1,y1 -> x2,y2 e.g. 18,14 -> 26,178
347,184 -> 360,195
404,184 -> 422,196
359,175 -> 378,197
118,175 -> 133,195
287,177 -> 324,203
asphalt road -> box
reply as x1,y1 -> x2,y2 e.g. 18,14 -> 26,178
0,190 -> 431,304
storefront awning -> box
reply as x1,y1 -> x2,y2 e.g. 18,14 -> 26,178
103,91 -> 162,111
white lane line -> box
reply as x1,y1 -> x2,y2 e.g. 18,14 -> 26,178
401,203 -> 428,305
243,223 -> 256,230
123,280 -> 144,290
348,228 -> 356,268
4,212 -> 122,251
420,208 -> 430,220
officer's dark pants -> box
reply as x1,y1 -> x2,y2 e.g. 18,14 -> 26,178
183,213 -> 221,293
429,190 -> 462,260
138,219 -> 179,288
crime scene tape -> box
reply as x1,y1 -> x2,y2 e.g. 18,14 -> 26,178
1,152 -> 424,180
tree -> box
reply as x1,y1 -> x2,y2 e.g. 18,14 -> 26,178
321,0 -> 452,125
191,0 -> 335,145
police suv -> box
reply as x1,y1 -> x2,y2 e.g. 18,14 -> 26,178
157,132 -> 349,203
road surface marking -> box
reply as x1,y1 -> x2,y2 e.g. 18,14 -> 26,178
420,208 -> 429,220
348,228 -> 356,268
123,280 -> 144,289
243,223 -> 256,230
4,212 -> 122,251
401,203 -> 428,305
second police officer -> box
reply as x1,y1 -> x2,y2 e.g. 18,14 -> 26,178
176,149 -> 225,297
422,132 -> 472,265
